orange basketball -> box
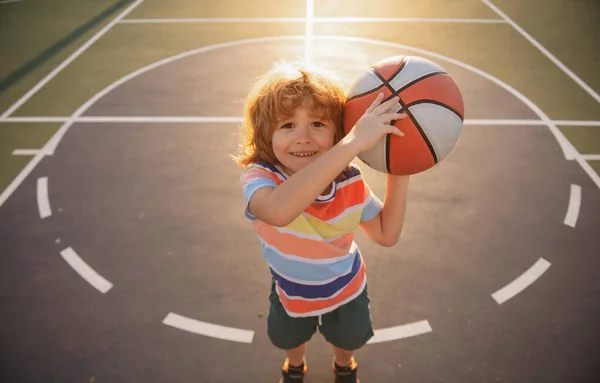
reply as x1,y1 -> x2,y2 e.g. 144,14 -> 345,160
344,56 -> 465,175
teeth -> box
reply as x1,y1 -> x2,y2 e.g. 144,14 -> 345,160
292,152 -> 316,157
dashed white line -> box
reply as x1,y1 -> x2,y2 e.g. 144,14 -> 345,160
163,312 -> 254,343
564,184 -> 582,228
492,258 -> 551,304
482,0 -> 600,104
36,177 -> 51,218
367,320 -> 432,344
60,247 -> 113,293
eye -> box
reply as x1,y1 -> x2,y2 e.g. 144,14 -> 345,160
280,123 -> 294,129
312,121 -> 325,127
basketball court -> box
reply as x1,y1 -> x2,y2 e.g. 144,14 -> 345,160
1,0 -> 599,382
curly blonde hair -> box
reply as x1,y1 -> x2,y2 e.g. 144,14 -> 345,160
233,62 -> 347,167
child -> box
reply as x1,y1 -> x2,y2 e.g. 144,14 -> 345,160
234,62 -> 411,383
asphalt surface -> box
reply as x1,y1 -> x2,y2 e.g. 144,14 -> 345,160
1,39 -> 599,382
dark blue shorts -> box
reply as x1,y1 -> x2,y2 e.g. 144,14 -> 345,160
266,281 -> 374,351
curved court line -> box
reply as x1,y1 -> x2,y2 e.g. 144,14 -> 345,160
564,184 -> 581,228
163,312 -> 254,343
60,247 -> 113,293
491,258 -> 551,304
0,36 -> 569,343
4,34 -> 597,210
36,177 -> 51,218
313,35 -> 577,160
42,34 -> 576,161
367,320 -> 432,344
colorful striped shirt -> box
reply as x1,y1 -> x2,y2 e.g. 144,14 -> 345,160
240,161 -> 382,317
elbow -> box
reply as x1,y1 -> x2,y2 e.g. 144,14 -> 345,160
266,210 -> 294,227
378,237 -> 399,247
378,231 -> 402,247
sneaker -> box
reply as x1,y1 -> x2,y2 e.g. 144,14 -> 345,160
279,358 -> 307,383
333,357 -> 359,383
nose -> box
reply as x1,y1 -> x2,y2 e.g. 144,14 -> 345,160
294,124 -> 312,144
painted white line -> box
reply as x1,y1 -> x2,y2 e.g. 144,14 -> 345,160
316,17 -> 505,23
36,177 -> 51,218
119,17 -> 506,24
0,0 -> 144,119
163,312 -> 254,343
575,157 -> 600,190
2,117 -> 69,123
12,149 -> 40,155
482,0 -> 600,104
464,119 -> 600,127
492,258 -> 551,304
2,117 -> 70,123
2,116 -> 243,123
121,17 -> 304,23
0,0 -> 21,4
564,184 -> 581,227
1,35 -> 596,210
367,320 -> 432,344
0,152 -> 47,208
581,154 -> 600,161
60,247 -> 113,293
305,0 -> 314,66
4,117 -> 600,127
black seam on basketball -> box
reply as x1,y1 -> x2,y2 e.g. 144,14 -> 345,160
404,99 -> 464,121
389,71 -> 447,96
385,133 -> 392,173
346,82 -> 387,102
382,56 -> 408,85
370,69 -> 397,96
397,96 -> 439,164
347,59 -> 411,102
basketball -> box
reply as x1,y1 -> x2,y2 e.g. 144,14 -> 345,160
343,55 -> 465,175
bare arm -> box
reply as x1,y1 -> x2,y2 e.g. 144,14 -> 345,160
248,94 -> 407,227
248,140 -> 361,226
359,174 -> 410,247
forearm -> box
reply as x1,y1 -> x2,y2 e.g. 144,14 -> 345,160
379,174 -> 410,245
268,137 -> 360,225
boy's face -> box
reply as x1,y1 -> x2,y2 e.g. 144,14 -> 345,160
271,105 -> 336,176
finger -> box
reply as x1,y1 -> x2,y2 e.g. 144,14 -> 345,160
379,112 -> 408,122
365,92 -> 385,113
373,95 -> 400,114
387,126 -> 404,137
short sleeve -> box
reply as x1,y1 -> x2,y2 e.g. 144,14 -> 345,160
240,166 -> 279,220
360,181 -> 383,222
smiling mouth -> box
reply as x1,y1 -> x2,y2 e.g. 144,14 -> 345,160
291,152 -> 318,157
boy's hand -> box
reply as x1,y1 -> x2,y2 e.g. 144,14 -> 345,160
343,93 -> 407,154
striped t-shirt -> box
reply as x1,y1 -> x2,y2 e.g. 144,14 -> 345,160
240,161 -> 382,317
